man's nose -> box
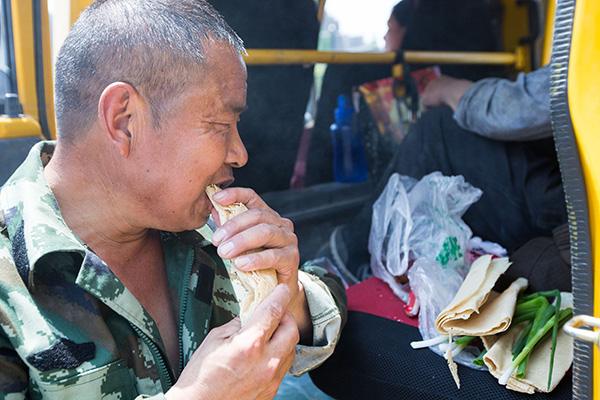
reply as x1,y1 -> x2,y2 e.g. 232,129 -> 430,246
227,125 -> 248,168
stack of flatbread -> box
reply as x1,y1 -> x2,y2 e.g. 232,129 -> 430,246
433,254 -> 573,393
436,255 -> 525,337
481,293 -> 573,393
206,185 -> 278,325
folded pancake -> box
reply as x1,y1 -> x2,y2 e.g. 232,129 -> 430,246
482,293 -> 573,393
436,255 -> 514,336
206,184 -> 278,325
445,278 -> 528,336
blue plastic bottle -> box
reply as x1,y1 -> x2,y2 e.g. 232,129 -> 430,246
330,94 -> 368,183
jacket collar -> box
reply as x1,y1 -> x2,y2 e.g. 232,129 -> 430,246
0,141 -> 86,287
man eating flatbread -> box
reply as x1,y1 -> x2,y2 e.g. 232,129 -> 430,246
206,184 -> 278,324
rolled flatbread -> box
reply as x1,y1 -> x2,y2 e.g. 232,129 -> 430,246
206,184 -> 278,325
436,255 -> 515,336
483,293 -> 574,393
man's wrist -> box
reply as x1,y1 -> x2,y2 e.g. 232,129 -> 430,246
289,280 -> 313,345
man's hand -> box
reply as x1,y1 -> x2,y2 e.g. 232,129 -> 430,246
166,284 -> 298,400
421,75 -> 474,111
209,187 -> 312,343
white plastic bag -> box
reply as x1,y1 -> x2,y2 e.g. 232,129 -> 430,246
368,172 -> 482,302
407,258 -> 485,368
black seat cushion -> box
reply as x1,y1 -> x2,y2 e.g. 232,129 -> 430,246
310,311 -> 572,400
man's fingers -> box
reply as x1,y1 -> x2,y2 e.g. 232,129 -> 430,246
269,310 -> 300,351
210,187 -> 270,213
242,284 -> 291,341
213,207 -> 292,240
233,248 -> 299,280
216,222 -> 297,261
207,316 -> 241,339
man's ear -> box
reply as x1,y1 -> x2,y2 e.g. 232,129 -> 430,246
97,82 -> 144,158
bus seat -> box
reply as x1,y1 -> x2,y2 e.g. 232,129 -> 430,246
0,137 -> 41,186
208,0 -> 319,194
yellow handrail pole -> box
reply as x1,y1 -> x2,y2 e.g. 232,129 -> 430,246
244,48 -> 526,69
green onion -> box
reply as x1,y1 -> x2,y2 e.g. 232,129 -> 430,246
514,304 -> 554,378
499,307 -> 573,385
517,289 -> 560,303
515,353 -> 531,379
548,293 -> 562,390
454,335 -> 476,346
514,296 -> 548,316
512,311 -> 537,326
512,321 -> 533,358
473,349 -> 487,366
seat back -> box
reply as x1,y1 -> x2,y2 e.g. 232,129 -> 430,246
0,137 -> 41,186
208,0 -> 319,194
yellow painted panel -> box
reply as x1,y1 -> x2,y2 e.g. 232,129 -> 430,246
0,116 -> 42,139
567,0 -> 600,398
40,0 -> 56,139
70,0 -> 92,25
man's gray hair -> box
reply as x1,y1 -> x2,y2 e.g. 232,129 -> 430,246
54,0 -> 245,143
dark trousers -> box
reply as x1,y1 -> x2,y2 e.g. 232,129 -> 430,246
344,106 -> 567,272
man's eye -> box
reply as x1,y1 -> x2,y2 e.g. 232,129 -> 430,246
214,123 -> 231,133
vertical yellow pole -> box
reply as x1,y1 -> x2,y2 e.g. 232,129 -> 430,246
317,0 -> 326,23
541,0 -> 555,66
40,0 -> 56,139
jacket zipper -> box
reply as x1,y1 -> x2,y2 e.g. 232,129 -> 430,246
129,248 -> 194,392
178,249 -> 194,374
130,323 -> 174,390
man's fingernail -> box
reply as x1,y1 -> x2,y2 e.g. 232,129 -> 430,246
280,283 -> 291,295
213,191 -> 226,200
234,256 -> 250,269
212,229 -> 226,244
219,241 -> 234,257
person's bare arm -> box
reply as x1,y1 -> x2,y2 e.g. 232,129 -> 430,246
421,75 -> 474,111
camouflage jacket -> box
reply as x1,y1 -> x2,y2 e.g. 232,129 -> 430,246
0,142 -> 347,399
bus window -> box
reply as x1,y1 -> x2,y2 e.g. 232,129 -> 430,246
318,0 -> 398,52
0,0 -> 17,112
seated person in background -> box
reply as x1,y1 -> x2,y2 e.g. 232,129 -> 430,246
383,0 -> 416,52
306,0 -> 504,186
310,66 -> 572,400
325,64 -> 568,291
0,1 -> 346,398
